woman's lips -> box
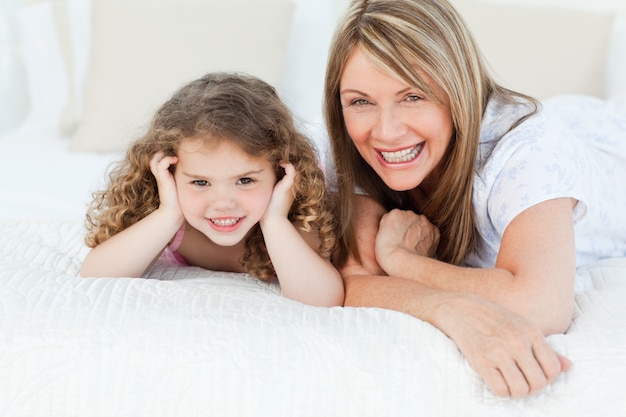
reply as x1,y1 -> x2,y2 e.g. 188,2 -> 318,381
378,143 -> 424,163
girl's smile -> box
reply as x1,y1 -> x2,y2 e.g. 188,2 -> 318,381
208,216 -> 244,231
174,138 -> 276,247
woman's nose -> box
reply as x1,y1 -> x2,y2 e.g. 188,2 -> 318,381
372,106 -> 408,141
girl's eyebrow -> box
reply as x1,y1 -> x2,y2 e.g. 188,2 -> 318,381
181,168 -> 266,179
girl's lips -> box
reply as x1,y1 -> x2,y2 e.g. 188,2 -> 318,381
378,143 -> 424,164
208,217 -> 243,231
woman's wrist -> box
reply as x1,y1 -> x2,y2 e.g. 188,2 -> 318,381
379,247 -> 426,280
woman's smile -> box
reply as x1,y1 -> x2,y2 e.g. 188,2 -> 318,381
339,46 -> 453,192
378,143 -> 424,164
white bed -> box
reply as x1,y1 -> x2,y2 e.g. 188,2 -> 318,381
1,0 -> 626,416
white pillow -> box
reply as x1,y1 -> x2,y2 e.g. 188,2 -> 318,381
606,15 -> 626,99
452,1 -> 614,99
69,0 -> 294,152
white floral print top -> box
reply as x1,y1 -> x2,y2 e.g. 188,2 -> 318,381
467,95 -> 626,268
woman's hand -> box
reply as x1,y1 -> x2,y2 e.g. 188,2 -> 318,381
437,292 -> 571,398
375,209 -> 439,274
262,161 -> 297,222
149,152 -> 182,216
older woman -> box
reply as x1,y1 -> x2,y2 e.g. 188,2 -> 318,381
324,0 -> 626,398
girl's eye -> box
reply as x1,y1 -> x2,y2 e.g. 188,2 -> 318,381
237,177 -> 254,186
192,180 -> 209,187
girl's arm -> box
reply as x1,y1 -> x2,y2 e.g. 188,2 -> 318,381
79,153 -> 185,278
260,163 -> 344,307
374,198 -> 576,335
79,209 -> 184,277
343,194 -> 570,398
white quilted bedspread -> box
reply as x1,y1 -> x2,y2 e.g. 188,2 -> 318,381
1,221 -> 625,417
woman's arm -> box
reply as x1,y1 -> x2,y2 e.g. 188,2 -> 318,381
375,198 -> 576,334
79,153 -> 185,278
260,163 -> 344,307
343,194 -> 570,398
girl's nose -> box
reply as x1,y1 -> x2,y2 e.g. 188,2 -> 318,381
210,187 -> 236,210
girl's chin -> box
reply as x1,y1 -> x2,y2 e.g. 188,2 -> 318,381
205,232 -> 247,247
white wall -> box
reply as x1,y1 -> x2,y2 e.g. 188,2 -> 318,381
282,0 -> 626,125
459,0 -> 626,17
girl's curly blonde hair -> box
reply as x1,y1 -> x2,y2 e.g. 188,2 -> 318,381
85,72 -> 338,281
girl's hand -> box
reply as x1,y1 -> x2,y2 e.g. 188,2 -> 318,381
375,209 -> 440,273
149,152 -> 182,216
262,161 -> 297,222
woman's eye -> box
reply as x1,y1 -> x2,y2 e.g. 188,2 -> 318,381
237,177 -> 254,186
351,98 -> 370,106
192,180 -> 209,187
406,94 -> 423,102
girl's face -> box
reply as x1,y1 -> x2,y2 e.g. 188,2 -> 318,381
339,47 -> 453,194
174,138 -> 276,246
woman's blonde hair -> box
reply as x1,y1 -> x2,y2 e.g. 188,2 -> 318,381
85,72 -> 337,281
324,0 -> 537,266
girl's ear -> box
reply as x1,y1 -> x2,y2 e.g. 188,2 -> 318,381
274,156 -> 289,181
275,163 -> 286,181
167,148 -> 178,174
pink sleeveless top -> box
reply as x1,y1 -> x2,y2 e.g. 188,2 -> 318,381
159,225 -> 189,266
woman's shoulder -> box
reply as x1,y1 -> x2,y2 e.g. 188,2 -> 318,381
474,96 -> 586,202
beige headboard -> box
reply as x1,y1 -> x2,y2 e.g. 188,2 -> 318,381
451,1 -> 615,99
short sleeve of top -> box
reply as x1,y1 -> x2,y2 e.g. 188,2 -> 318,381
468,97 -> 589,267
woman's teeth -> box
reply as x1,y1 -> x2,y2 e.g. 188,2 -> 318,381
211,218 -> 240,227
380,144 -> 422,163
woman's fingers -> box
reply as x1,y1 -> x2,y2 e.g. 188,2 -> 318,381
532,339 -> 567,385
447,294 -> 569,398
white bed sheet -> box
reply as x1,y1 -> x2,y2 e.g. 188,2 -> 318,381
0,220 -> 625,416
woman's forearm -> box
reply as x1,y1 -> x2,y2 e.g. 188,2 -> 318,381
389,253 -> 572,334
342,272 -> 570,398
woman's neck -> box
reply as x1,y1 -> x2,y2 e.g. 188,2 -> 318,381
407,186 -> 430,211
408,165 -> 441,210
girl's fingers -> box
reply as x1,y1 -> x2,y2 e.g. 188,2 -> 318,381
150,152 -> 178,178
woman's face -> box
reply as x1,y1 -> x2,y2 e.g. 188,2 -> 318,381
339,47 -> 453,193
174,138 -> 276,247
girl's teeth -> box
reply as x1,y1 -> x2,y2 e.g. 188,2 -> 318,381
212,218 -> 239,226
380,144 -> 422,163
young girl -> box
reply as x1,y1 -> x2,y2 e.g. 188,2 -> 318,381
80,72 -> 344,307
